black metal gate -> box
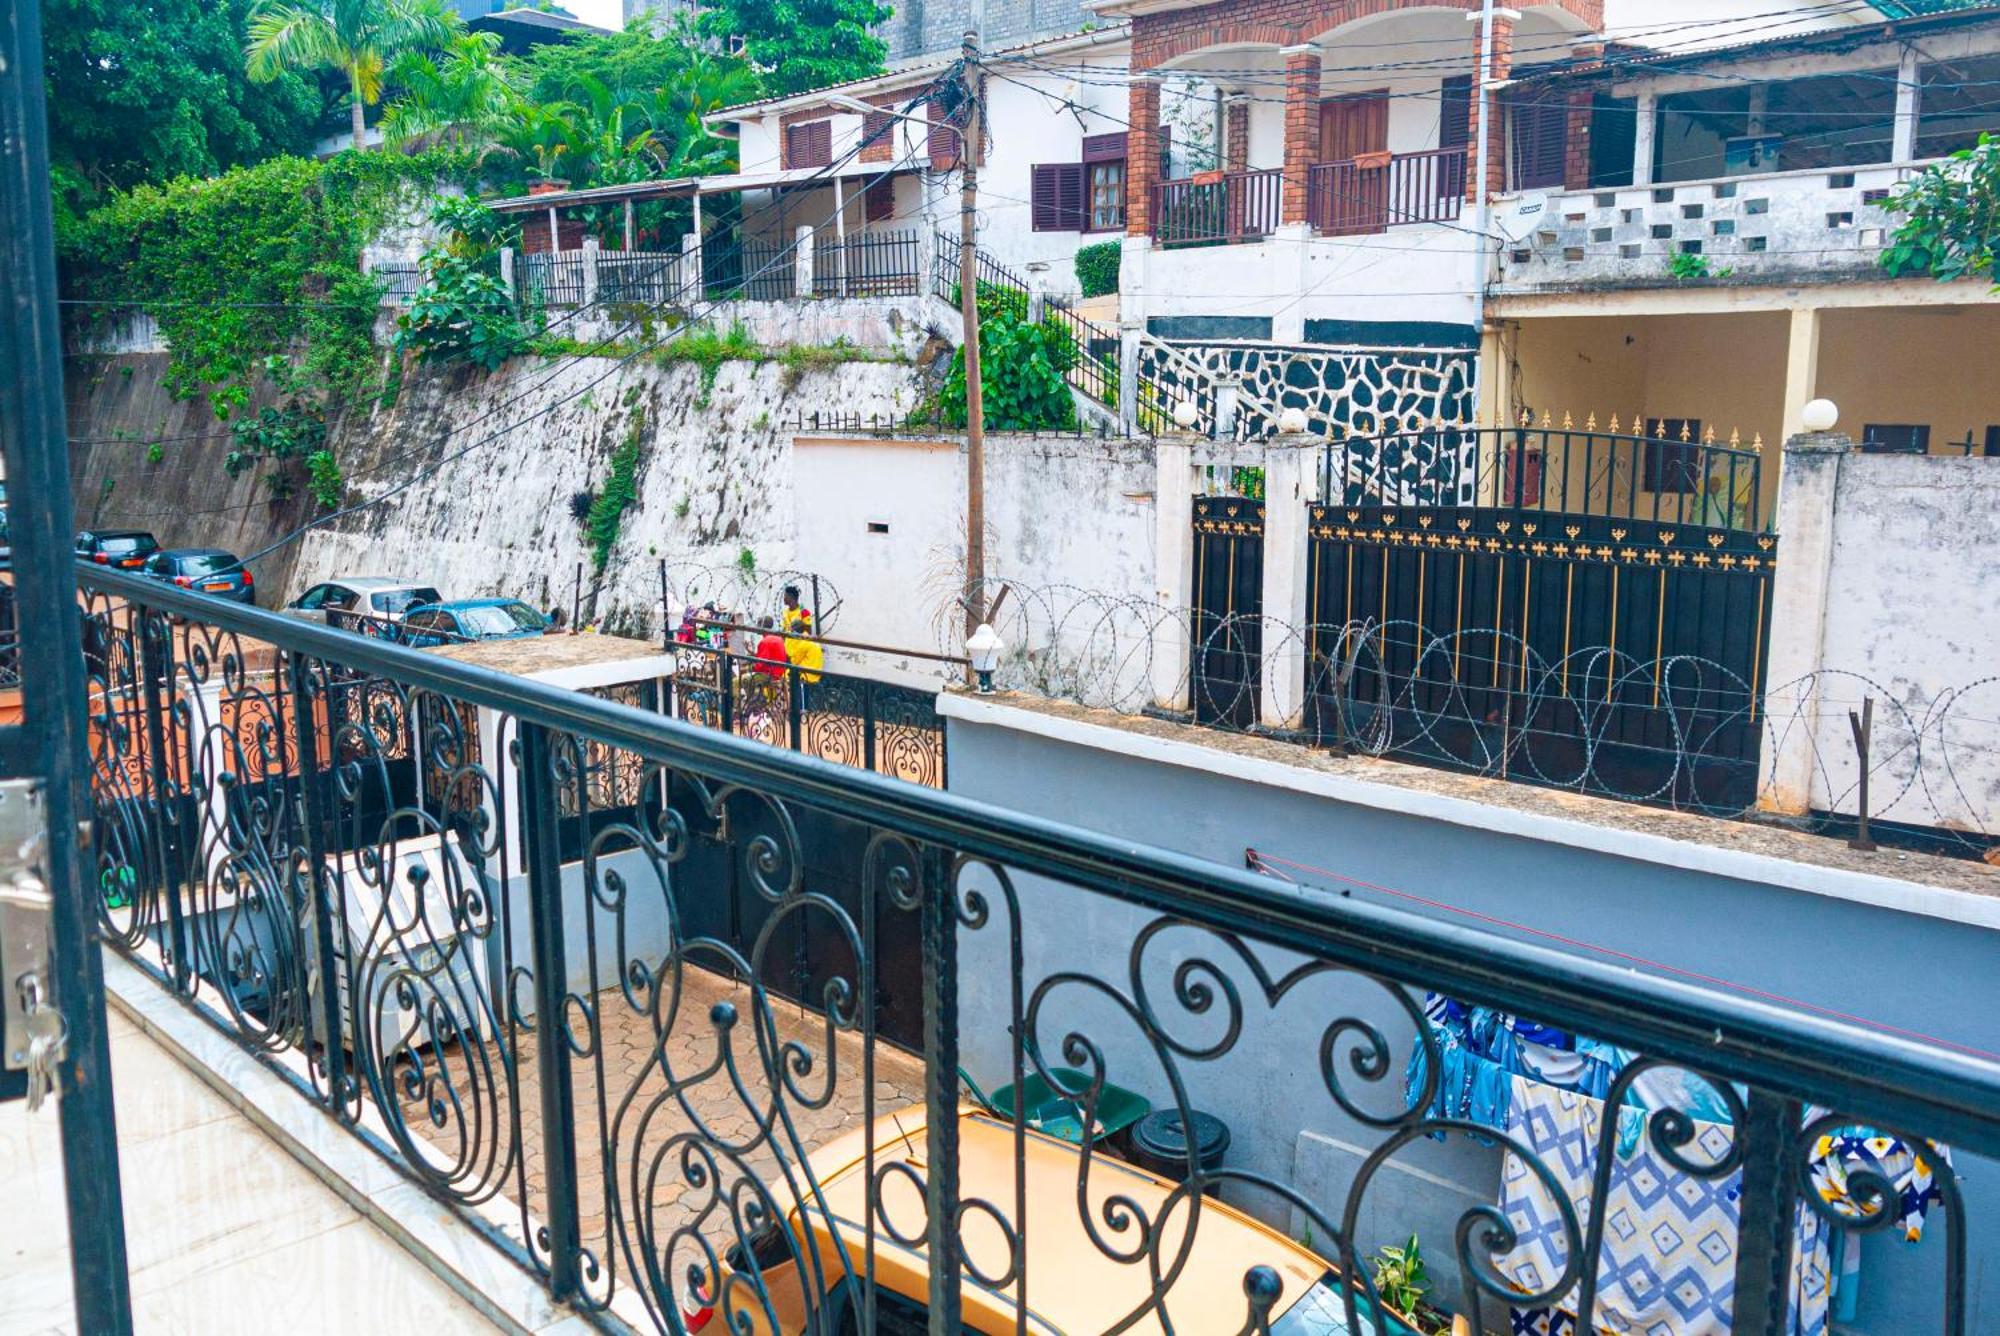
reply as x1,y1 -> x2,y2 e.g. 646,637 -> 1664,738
1190,494 -> 1265,728
0,1 -> 135,1326
1307,425 -> 1778,810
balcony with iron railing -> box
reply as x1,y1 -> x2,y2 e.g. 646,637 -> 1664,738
64,561 -> 2000,1336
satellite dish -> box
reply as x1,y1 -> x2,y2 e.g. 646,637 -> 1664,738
1496,192 -> 1552,244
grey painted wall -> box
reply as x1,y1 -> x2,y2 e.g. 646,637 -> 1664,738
945,709 -> 1998,1333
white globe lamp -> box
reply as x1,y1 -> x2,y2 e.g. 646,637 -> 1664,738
1800,398 -> 1839,434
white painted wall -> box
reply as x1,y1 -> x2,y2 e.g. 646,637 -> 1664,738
1794,452 -> 2000,833
1141,225 -> 1483,330
793,432 -> 1160,691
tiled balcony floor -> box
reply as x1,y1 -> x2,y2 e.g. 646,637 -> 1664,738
1,1007 -> 503,1335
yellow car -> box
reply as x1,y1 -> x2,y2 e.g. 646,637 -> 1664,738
682,1103 -> 1423,1335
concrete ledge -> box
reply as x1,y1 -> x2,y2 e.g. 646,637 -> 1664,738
100,952 -> 610,1336
938,691 -> 2000,931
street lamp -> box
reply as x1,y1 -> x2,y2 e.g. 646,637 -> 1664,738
1800,398 -> 1839,433
966,622 -> 1005,694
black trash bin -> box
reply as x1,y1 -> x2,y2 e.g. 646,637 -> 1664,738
1127,1108 -> 1231,1195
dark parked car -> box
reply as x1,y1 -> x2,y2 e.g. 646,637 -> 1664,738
400,599 -> 550,647
75,529 -> 160,570
142,549 -> 255,604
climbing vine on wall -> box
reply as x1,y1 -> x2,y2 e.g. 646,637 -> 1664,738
585,409 -> 647,573
61,148 -> 474,417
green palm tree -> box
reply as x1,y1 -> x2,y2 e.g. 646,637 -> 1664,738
245,0 -> 461,151
381,30 -> 518,150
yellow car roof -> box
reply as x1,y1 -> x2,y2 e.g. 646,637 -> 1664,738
791,1105 -> 1341,1335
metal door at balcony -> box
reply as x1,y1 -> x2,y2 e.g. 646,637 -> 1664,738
1,1 -> 135,1326
1190,495 -> 1264,729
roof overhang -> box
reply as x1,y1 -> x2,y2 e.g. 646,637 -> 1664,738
481,160 -> 926,213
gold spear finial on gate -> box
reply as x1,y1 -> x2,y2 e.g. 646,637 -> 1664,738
1608,412 -> 1620,433
1702,424 -> 1715,445
1752,431 -> 1765,451
1679,420 -> 1693,442
1585,412 -> 1597,431
1562,411 -> 1574,429
1519,407 -> 1533,428
1729,427 -> 1741,448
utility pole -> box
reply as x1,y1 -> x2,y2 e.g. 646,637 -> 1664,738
957,30 -> 987,638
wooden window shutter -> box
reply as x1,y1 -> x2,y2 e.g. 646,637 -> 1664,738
787,120 -> 832,168
1031,162 -> 1085,231
1508,89 -> 1567,190
1439,75 -> 1473,150
865,174 -> 895,221
1082,132 -> 1126,164
863,109 -> 893,149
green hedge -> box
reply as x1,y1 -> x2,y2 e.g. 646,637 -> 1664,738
1075,240 -> 1121,299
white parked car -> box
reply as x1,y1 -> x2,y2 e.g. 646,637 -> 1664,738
285,577 -> 444,636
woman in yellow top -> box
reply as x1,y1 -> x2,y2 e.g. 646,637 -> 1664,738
780,585 -> 823,708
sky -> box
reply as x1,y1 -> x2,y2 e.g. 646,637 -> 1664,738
563,0 -> 626,30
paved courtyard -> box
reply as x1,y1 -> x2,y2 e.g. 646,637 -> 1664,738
407,962 -> 927,1291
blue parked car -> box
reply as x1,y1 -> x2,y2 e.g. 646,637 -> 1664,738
399,599 -> 550,647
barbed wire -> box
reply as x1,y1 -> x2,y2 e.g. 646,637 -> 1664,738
918,577 -> 1998,856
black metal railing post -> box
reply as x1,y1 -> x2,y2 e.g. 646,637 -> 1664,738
862,682 -> 878,774
286,658 -> 346,1110
135,612 -> 191,992
519,722 -> 583,1299
920,842 -> 962,1333
1730,1090 -> 1803,1336
788,665 -> 803,753
720,651 -> 736,734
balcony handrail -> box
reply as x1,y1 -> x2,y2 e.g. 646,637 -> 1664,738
73,564 -> 2000,1150
1307,146 -> 1467,236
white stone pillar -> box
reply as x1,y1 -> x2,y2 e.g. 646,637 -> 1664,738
1756,431 -> 1852,815
1780,306 -> 1822,444
1259,439 -> 1315,729
499,246 -> 516,299
1893,47 -> 1922,163
795,223 -> 814,298
1271,223 -> 1313,345
1632,93 -> 1657,187
1477,320 -> 1511,430
582,237 -> 601,307
690,192 -> 706,300
1151,435 -> 1197,708
833,178 -> 849,297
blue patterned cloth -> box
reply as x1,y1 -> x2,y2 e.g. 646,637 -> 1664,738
1498,1075 -> 1834,1336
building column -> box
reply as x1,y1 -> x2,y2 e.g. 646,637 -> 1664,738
1127,75 -> 1162,239
1281,45 -> 1321,225
1780,306 -> 1822,444
1757,429 -> 1853,815
1151,435 -> 1197,708
795,223 -> 814,298
1893,46 -> 1922,162
1467,8 -> 1518,202
1224,94 -> 1251,173
1632,92 -> 1657,186
1259,440 -> 1315,729
1477,319 -> 1512,430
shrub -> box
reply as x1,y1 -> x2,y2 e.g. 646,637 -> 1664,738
395,251 -> 528,371
306,450 -> 344,510
1075,240 -> 1121,298
938,287 -> 1078,432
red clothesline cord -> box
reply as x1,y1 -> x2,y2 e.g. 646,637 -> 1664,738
1244,847 -> 2000,1066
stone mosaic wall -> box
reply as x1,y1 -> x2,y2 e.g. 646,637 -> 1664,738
1141,339 -> 1476,440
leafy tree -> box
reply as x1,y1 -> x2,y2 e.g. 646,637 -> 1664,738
1881,132 -> 2000,285
395,250 -> 528,371
938,287 -> 1078,432
513,20 -> 700,106
245,0 -> 461,151
694,0 -> 890,98
41,0 -> 327,193
380,30 -> 517,150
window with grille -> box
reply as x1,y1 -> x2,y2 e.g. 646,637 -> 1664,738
785,120 -> 831,168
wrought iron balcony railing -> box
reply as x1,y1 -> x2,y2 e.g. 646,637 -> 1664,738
76,564 -> 1996,1336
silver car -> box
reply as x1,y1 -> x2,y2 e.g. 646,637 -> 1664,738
286,577 -> 444,637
